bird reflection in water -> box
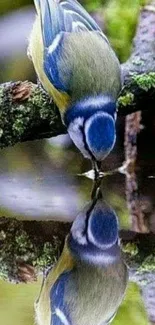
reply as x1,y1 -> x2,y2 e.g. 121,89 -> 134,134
35,196 -> 128,325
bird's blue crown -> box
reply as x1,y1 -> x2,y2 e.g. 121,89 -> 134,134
64,95 -> 117,161
68,200 -> 120,266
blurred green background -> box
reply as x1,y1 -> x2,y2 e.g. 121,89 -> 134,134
0,0 -> 151,324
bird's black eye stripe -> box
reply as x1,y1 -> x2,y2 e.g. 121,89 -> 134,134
79,123 -> 100,240
82,198 -> 98,241
79,123 -> 95,161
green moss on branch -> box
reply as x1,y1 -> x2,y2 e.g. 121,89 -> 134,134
0,82 -> 66,149
0,217 -> 70,283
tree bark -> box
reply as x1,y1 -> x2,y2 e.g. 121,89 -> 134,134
122,3 -> 155,322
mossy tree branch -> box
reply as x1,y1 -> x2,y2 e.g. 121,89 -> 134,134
119,2 -> 155,115
0,71 -> 155,148
0,82 -> 66,149
0,217 -> 70,283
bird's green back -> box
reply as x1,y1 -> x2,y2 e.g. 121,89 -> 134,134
29,19 -> 121,114
64,258 -> 128,325
58,32 -> 122,105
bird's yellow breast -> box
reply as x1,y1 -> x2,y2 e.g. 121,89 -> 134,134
28,16 -> 70,114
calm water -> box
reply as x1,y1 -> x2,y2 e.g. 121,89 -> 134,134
0,135 -> 128,223
0,121 -> 155,231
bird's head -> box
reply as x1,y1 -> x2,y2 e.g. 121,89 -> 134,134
64,95 -> 116,161
67,199 -> 120,266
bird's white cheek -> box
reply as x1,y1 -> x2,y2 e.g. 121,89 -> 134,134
71,209 -> 88,245
68,118 -> 91,159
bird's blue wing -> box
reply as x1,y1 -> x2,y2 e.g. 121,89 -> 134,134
34,0 -> 107,92
50,271 -> 73,325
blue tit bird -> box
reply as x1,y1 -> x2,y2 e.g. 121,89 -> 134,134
28,0 -> 122,175
35,199 -> 128,325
